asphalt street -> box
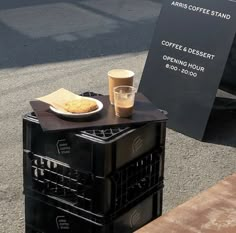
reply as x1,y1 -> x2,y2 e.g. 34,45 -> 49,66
0,1 -> 235,232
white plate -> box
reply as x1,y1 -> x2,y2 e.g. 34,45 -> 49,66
49,97 -> 103,119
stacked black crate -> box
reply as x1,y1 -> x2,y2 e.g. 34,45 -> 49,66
23,108 -> 166,233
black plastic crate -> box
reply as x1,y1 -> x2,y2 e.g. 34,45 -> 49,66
25,187 -> 163,233
24,147 -> 164,215
23,112 -> 166,177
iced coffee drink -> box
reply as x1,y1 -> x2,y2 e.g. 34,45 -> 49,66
108,69 -> 134,105
113,86 -> 136,118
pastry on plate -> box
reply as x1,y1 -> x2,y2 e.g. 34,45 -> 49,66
64,98 -> 98,113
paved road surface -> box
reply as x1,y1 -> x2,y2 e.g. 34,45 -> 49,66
0,1 -> 235,232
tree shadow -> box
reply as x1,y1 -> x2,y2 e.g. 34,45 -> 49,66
203,97 -> 236,147
0,0 -> 162,69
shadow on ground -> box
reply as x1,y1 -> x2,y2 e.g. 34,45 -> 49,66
0,0 -> 162,69
204,97 -> 236,147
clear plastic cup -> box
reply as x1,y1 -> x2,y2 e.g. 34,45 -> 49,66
113,85 -> 136,118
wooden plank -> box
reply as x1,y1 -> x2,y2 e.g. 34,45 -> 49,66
135,173 -> 236,233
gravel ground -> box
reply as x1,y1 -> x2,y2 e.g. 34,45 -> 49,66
0,1 -> 235,232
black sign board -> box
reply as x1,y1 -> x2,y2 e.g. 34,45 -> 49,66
139,0 -> 236,140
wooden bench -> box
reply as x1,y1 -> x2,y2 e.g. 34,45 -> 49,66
135,173 -> 236,233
